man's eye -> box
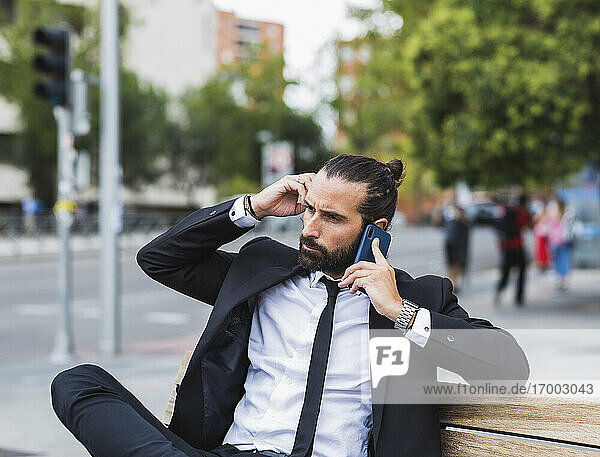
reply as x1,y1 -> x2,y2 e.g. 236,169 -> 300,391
327,215 -> 340,221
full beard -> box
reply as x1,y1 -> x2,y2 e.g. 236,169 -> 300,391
298,229 -> 364,278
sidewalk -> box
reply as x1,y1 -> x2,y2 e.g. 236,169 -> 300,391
0,267 -> 598,457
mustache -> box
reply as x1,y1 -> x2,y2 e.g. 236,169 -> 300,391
299,236 -> 326,254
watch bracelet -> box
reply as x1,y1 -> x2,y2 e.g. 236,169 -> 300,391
394,299 -> 420,330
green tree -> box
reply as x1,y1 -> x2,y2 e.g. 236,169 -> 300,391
77,69 -> 175,191
179,54 -> 329,197
337,0 -> 600,188
0,0 -> 175,203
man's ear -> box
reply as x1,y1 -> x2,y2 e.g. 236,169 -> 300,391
373,218 -> 388,231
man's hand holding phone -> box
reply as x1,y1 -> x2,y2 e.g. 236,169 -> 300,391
339,238 -> 405,322
250,173 -> 315,219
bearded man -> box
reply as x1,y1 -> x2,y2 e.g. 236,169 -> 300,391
51,154 -> 529,457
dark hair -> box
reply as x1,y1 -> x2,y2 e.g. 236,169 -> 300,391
322,154 -> 405,230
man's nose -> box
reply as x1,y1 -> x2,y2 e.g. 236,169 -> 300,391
301,214 -> 320,239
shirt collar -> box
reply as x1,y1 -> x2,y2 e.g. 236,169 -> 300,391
308,270 -> 364,296
310,270 -> 336,287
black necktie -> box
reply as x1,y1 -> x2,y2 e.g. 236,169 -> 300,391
289,277 -> 341,457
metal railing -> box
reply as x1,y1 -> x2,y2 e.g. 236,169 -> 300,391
0,211 -> 189,238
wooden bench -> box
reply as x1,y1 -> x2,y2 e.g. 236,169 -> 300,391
164,352 -> 600,456
440,399 -> 600,456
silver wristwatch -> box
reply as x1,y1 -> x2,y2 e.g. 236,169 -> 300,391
394,299 -> 420,331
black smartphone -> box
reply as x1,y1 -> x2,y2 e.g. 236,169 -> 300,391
353,224 -> 392,264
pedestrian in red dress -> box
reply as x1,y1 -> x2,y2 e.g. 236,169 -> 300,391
533,202 -> 551,271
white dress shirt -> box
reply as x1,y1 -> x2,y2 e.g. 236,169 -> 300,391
224,196 -> 431,456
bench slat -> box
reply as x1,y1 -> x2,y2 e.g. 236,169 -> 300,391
440,396 -> 600,447
162,350 -> 193,425
441,429 -> 600,457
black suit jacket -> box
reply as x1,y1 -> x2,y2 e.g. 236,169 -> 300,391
137,199 -> 529,457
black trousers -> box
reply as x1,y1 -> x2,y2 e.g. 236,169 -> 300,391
496,248 -> 527,304
51,364 -> 272,457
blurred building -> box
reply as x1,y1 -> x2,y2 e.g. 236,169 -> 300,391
0,0 -> 20,134
0,0 -> 284,127
217,10 -> 284,67
119,0 -> 218,96
121,0 -> 283,94
0,0 -> 284,208
53,0 -> 285,96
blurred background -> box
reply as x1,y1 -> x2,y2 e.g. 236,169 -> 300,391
0,0 -> 599,455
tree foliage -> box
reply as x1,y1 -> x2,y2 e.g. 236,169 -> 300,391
0,0 -> 175,202
1,3 -> 327,203
179,54 -> 329,197
0,0 -> 86,202
336,0 -> 600,188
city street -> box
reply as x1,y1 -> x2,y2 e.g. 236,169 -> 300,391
1,224 -> 502,362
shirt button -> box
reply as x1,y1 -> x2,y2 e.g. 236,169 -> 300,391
297,352 -> 304,359
286,377 -> 293,385
447,334 -> 455,343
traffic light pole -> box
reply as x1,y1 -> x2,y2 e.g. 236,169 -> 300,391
99,0 -> 121,357
33,26 -> 94,362
50,106 -> 76,363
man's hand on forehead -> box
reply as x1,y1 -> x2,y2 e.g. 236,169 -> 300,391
250,173 -> 316,219
294,173 -> 314,202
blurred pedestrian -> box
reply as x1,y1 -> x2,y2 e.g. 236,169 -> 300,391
442,204 -> 470,293
495,194 -> 531,306
547,199 -> 578,291
532,200 -> 551,272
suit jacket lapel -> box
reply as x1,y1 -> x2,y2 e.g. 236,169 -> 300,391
199,239 -> 305,347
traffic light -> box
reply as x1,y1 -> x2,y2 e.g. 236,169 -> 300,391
32,26 -> 71,107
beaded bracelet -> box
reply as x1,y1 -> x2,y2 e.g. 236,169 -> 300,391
244,194 -> 260,220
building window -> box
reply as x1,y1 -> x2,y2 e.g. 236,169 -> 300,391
340,46 -> 354,63
339,75 -> 355,97
237,22 -> 259,31
357,44 -> 371,63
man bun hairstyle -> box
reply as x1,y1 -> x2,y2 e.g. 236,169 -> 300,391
323,154 -> 406,230
385,159 -> 405,188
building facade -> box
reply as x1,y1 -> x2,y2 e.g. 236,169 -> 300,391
217,10 -> 284,67
0,0 -> 284,206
